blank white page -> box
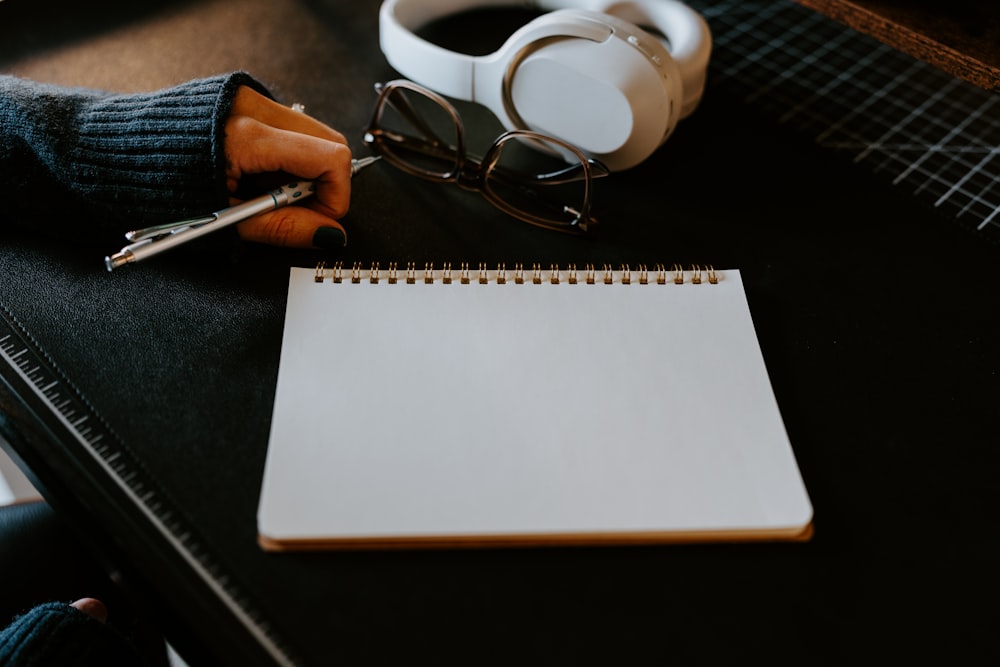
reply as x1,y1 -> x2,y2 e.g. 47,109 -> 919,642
257,266 -> 812,549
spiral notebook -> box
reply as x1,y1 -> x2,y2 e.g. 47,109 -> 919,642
257,263 -> 813,550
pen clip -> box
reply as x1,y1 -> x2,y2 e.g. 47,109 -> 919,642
124,215 -> 218,242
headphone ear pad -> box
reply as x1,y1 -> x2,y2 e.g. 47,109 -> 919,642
504,13 -> 683,171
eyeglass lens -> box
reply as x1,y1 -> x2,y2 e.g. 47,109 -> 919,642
375,85 -> 461,179
483,135 -> 593,229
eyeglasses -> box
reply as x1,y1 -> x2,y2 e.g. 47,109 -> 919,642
363,79 -> 608,234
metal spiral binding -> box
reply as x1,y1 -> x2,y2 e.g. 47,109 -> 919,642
313,262 -> 720,285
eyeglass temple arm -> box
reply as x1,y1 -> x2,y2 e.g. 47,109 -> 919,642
374,135 -> 608,187
477,159 -> 609,187
527,159 -> 609,185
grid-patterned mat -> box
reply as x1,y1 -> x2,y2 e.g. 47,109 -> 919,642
691,0 -> 1000,243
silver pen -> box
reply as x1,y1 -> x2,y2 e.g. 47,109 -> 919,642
105,156 -> 380,271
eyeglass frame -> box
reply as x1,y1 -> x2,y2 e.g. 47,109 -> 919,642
362,79 -> 607,233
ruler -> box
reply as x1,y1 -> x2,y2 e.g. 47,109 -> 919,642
0,304 -> 295,667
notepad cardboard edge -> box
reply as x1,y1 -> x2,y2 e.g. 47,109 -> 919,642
257,520 -> 814,552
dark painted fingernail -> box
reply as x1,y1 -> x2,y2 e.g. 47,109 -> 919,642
312,226 -> 347,249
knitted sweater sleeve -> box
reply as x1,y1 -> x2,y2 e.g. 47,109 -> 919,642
0,602 -> 144,665
0,72 -> 271,239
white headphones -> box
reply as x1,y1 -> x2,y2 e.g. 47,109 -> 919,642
379,0 -> 712,171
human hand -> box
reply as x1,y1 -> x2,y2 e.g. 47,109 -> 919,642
224,86 -> 353,249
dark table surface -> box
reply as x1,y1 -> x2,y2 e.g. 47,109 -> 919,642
1,1 -> 998,665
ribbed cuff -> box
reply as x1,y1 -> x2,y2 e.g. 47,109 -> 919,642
0,602 -> 142,664
69,72 -> 273,226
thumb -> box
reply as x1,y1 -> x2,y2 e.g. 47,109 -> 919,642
70,598 -> 108,623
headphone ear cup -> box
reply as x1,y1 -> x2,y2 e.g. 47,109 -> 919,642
593,0 -> 712,117
508,38 -> 638,154
504,12 -> 683,171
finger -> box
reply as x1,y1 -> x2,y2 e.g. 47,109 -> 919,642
236,206 -> 348,249
231,86 -> 347,145
226,117 -> 353,219
70,598 -> 108,623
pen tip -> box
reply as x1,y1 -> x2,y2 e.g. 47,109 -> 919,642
351,155 -> 381,176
